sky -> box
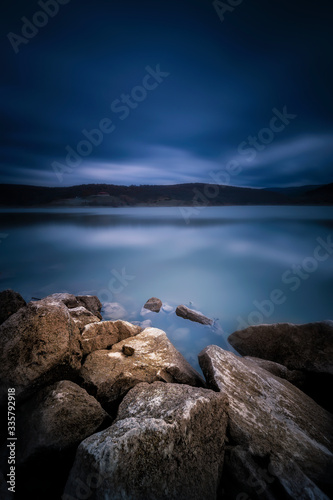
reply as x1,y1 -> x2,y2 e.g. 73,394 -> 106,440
0,0 -> 333,188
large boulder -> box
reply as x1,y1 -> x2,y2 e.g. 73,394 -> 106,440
76,295 -> 103,320
143,297 -> 162,313
80,328 -> 205,412
176,304 -> 213,325
0,289 -> 26,325
40,292 -> 79,308
228,321 -> 333,411
0,300 -> 82,404
64,382 -> 228,500
81,320 -> 142,356
15,380 -> 110,465
199,345 -> 333,499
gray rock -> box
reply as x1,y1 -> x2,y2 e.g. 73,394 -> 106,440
244,356 -> 306,388
80,328 -> 205,411
68,306 -> 101,331
0,300 -> 82,403
228,321 -> 333,411
81,320 -> 142,356
76,295 -> 103,320
228,321 -> 333,375
0,289 -> 26,325
143,297 -> 163,313
176,304 -> 213,325
41,292 -> 79,308
199,345 -> 333,498
15,380 -> 110,465
64,382 -> 228,500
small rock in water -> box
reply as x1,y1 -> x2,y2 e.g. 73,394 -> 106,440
122,345 -> 135,356
144,297 -> 162,313
176,304 -> 213,325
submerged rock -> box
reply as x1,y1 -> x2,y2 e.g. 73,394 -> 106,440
176,304 -> 213,325
199,345 -> 333,499
0,289 -> 26,325
102,302 -> 127,320
80,328 -> 205,411
0,300 -> 82,403
143,297 -> 163,313
64,382 -> 228,500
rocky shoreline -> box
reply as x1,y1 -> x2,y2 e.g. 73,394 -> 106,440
0,289 -> 332,499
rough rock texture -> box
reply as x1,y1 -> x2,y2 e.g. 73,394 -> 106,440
80,328 -> 205,411
176,304 -> 213,325
0,289 -> 26,325
0,300 -> 82,403
41,292 -> 79,308
228,321 -> 333,374
199,346 -> 333,499
16,380 -> 109,465
76,295 -> 102,319
244,356 -> 306,388
81,320 -> 142,356
228,321 -> 333,411
64,382 -> 228,500
68,306 -> 101,331
143,297 -> 163,312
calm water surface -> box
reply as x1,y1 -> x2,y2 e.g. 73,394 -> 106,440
1,206 -> 332,371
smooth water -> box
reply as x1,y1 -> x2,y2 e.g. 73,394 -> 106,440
1,206 -> 332,372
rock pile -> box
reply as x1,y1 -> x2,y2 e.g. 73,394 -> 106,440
0,289 -> 332,500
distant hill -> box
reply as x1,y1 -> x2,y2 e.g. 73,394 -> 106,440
0,182 -> 332,207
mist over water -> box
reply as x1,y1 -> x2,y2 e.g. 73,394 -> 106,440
1,206 -> 332,372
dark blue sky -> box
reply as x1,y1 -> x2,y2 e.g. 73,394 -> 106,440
1,0 -> 333,188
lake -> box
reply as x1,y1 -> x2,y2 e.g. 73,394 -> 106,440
1,206 -> 332,372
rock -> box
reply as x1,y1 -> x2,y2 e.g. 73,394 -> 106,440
80,328 -> 205,412
76,295 -> 103,320
102,302 -> 127,320
122,345 -> 135,356
143,297 -> 163,313
0,289 -> 26,325
15,380 -> 110,465
64,382 -> 228,500
0,300 -> 82,404
244,356 -> 306,388
228,321 -> 333,411
41,292 -> 79,308
199,345 -> 333,498
81,320 -> 142,356
68,306 -> 101,331
176,304 -> 213,325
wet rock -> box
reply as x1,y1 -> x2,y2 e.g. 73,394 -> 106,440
199,345 -> 333,499
80,328 -> 205,411
0,300 -> 82,404
0,289 -> 26,325
176,304 -> 213,325
64,382 -> 228,500
81,320 -> 141,356
143,297 -> 163,313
